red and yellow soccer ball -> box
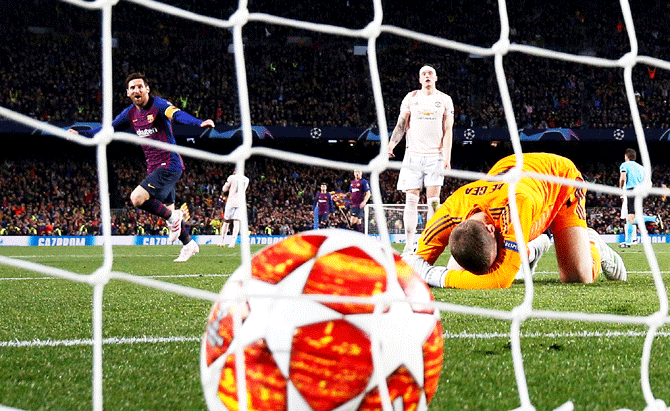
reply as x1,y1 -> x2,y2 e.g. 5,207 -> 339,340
201,229 -> 444,411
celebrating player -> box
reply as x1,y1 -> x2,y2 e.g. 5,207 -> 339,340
348,170 -> 371,232
388,65 -> 454,255
218,169 -> 250,248
68,72 -> 214,262
618,148 -> 660,247
403,153 -> 627,289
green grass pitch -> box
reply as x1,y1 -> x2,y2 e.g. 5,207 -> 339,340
0,242 -> 669,411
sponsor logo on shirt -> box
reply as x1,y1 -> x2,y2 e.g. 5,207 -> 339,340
136,127 -> 158,137
504,240 -> 519,253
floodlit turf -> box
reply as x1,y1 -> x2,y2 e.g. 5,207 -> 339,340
0,242 -> 669,410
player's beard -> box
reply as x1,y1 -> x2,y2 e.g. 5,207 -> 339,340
132,94 -> 148,108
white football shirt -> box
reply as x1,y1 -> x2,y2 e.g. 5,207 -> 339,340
400,89 -> 454,157
223,174 -> 249,208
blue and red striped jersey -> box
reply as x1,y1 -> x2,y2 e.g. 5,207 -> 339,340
80,96 -> 203,174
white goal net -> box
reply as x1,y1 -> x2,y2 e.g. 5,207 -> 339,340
364,203 -> 430,239
2,0 -> 670,411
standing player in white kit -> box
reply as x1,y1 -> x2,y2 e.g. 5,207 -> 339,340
218,170 -> 250,248
388,65 -> 455,255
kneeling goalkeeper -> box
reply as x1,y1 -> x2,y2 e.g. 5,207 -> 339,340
403,153 -> 627,289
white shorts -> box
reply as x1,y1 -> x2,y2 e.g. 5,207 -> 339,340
224,206 -> 243,221
396,155 -> 445,192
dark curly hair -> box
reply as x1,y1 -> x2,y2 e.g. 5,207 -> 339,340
125,72 -> 149,89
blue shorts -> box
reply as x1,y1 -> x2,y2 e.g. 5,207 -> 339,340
140,168 -> 182,205
350,207 -> 363,219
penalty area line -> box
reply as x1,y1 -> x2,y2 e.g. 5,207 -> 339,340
0,335 -> 201,348
443,330 -> 670,339
3,330 -> 670,348
0,273 -> 232,281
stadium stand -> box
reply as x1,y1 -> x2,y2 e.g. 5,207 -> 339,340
2,0 -> 670,129
0,141 -> 667,237
1,0 -> 670,237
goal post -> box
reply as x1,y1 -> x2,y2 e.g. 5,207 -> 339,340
364,203 -> 430,243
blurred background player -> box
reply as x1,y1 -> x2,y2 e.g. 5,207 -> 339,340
403,153 -> 627,289
218,170 -> 249,248
68,72 -> 214,262
619,148 -> 660,247
387,65 -> 454,255
348,169 -> 371,232
313,182 -> 335,229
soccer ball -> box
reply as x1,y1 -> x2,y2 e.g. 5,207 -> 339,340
201,229 -> 444,411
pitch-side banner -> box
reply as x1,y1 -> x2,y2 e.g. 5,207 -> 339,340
0,234 -> 663,246
0,235 -> 290,247
2,119 -> 670,141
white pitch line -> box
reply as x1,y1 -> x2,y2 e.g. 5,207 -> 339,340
2,330 -> 669,349
3,270 -> 668,281
0,273 -> 232,281
0,335 -> 201,348
442,330 -> 670,339
141,273 -> 232,278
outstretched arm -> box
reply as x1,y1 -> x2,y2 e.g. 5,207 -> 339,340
407,249 -> 520,290
68,109 -> 130,138
171,108 -> 214,128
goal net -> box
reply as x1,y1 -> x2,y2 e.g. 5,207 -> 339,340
364,203 -> 430,239
1,0 -> 670,410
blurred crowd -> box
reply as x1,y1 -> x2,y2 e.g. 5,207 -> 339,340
1,0 -> 670,238
0,149 -> 668,237
2,1 -> 670,131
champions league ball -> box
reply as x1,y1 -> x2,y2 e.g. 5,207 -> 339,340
201,229 -> 444,411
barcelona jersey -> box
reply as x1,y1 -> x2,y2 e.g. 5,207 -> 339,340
313,192 -> 334,216
80,96 -> 187,174
349,179 -> 370,207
